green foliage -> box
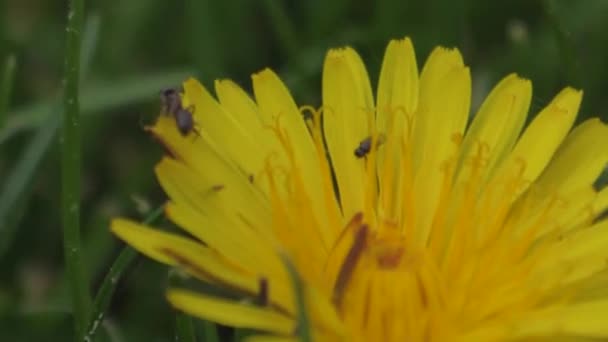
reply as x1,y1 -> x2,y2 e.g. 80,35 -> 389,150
1,0 -> 608,341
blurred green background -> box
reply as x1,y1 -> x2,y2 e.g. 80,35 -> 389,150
1,0 -> 607,341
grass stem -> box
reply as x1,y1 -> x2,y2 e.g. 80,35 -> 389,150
61,0 -> 91,339
0,54 -> 16,129
85,205 -> 164,341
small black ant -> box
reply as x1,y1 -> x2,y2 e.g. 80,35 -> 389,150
160,87 -> 197,136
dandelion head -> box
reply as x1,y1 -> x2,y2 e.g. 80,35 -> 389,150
111,38 -> 608,341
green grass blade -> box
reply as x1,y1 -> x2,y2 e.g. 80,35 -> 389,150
84,205 -> 164,341
61,0 -> 91,338
168,269 -> 197,342
280,255 -> 311,342
0,4 -> 101,260
201,321 -> 219,342
0,112 -> 59,258
0,54 -> 16,130
80,13 -> 101,79
175,312 -> 196,342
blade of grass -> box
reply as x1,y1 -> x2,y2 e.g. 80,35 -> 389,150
61,0 -> 91,339
201,321 -> 219,342
280,255 -> 311,342
0,54 -> 16,129
0,111 -> 59,257
169,269 -> 196,342
80,14 -> 100,80
232,329 -> 247,342
0,70 -> 193,145
175,312 -> 196,342
0,10 -> 107,259
0,13 -> 101,260
84,205 -> 164,341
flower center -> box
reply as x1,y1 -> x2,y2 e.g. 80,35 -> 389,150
370,228 -> 409,269
263,105 -> 587,340
333,224 -> 453,341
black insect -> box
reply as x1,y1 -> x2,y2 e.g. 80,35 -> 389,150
173,108 -> 195,136
354,134 -> 386,158
160,87 -> 197,136
160,88 -> 181,114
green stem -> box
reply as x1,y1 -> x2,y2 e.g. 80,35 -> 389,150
280,255 -> 311,342
0,14 -> 99,260
202,320 -> 219,342
0,111 -> 59,259
175,312 -> 197,342
85,205 -> 164,341
169,269 -> 197,342
62,0 -> 90,339
0,54 -> 16,129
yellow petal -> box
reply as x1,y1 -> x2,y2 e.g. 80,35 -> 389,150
155,157 -> 272,236
456,73 -> 532,182
376,37 -> 419,129
549,186 -> 596,233
375,38 -> 419,221
508,185 -> 596,240
322,47 -> 373,221
148,114 -> 259,202
513,300 -> 608,338
305,286 -> 344,337
168,289 -> 295,334
515,336 -> 608,342
412,47 -> 471,245
165,201 -> 282,277
110,219 -> 257,292
463,300 -> 608,340
181,78 -> 266,176
592,186 -> 608,218
163,201 -> 294,311
214,78 -> 288,194
536,220 -> 608,284
244,336 -> 297,342
553,219 -> 608,264
253,69 -> 339,247
214,79 -> 266,140
493,87 -> 582,197
566,269 -> 608,301
417,47 -> 465,117
535,118 -> 608,195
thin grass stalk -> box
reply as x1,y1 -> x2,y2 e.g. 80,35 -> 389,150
281,255 -> 312,342
61,0 -> 91,339
0,54 -> 16,129
85,205 -> 164,341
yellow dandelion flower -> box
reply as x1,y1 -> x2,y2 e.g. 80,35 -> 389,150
111,38 -> 608,341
